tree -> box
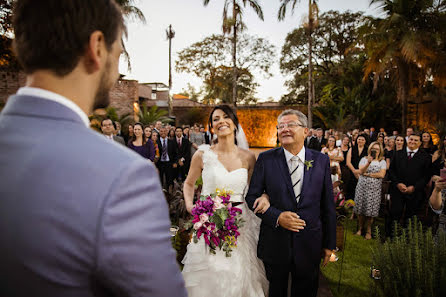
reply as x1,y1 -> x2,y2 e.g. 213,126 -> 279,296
176,34 -> 275,104
278,0 -> 319,127
136,104 -> 173,126
361,0 -> 444,131
202,0 -> 264,105
0,0 -> 19,69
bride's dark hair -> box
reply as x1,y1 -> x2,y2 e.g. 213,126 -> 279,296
208,105 -> 239,145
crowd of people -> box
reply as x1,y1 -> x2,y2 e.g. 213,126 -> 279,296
305,126 -> 446,237
101,117 -> 446,237
101,119 -> 211,190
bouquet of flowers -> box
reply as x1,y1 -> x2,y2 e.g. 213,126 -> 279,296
185,189 -> 244,257
334,191 -> 355,217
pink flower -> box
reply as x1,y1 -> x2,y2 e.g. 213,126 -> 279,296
213,196 -> 224,210
200,213 -> 209,223
193,222 -> 203,230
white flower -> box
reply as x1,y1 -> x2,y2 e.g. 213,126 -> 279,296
213,196 -> 224,210
193,222 -> 203,230
199,213 -> 209,223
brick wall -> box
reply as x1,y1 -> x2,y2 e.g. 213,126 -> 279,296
109,79 -> 138,117
0,70 -> 26,104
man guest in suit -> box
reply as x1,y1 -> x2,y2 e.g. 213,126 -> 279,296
101,118 -> 125,145
157,126 -> 178,189
174,126 -> 191,181
387,131 -> 431,235
246,109 -> 336,297
0,1 -> 186,296
307,128 -> 326,151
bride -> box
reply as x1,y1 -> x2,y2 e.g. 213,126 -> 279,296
182,105 -> 270,297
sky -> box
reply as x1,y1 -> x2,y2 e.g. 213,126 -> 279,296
119,0 -> 382,102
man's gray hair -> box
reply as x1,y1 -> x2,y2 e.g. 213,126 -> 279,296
277,109 -> 308,127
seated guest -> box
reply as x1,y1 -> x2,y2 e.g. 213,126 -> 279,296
101,118 -> 125,145
128,123 -> 155,161
353,142 -> 387,239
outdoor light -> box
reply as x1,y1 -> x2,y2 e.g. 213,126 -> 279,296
370,265 -> 381,280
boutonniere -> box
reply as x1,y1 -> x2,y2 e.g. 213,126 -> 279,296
304,160 -> 314,171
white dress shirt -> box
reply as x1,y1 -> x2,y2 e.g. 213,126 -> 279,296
284,146 -> 305,202
17,87 -> 90,128
406,147 -> 419,157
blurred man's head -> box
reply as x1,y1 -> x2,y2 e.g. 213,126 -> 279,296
101,118 -> 115,136
13,0 -> 124,111
155,121 -> 162,130
406,127 -> 414,137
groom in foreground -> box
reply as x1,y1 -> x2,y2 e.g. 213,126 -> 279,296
246,109 -> 336,297
0,1 -> 186,296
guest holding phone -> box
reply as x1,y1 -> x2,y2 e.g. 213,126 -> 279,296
353,141 -> 387,239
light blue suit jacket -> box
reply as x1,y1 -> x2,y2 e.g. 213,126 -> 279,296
0,94 -> 187,297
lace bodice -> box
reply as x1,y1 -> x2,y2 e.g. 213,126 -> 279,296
199,145 -> 248,202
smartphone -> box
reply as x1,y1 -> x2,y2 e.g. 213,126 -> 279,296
440,168 -> 446,182
371,150 -> 377,159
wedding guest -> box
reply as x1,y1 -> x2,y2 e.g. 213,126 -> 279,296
168,128 -> 176,139
388,132 -> 431,235
395,135 -> 406,151
156,127 -> 178,190
308,128 -> 326,151
369,127 -> 377,142
128,123 -> 155,161
429,175 -> 446,233
183,126 -> 190,140
383,135 -> 389,148
340,135 -> 351,181
385,136 -> 396,169
144,126 -> 152,143
432,136 -> 446,176
405,127 -> 414,142
123,123 -> 133,145
189,125 -> 205,156
153,121 -> 162,134
392,130 -> 399,137
377,134 -> 384,146
0,0 -> 186,296
346,134 -> 368,201
354,142 -> 387,239
101,118 -> 125,145
420,131 -> 437,155
321,136 -> 344,176
351,129 -> 359,146
151,131 -> 160,162
115,121 -> 122,137
174,127 -> 191,181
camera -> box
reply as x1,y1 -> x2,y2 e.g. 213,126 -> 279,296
371,150 -> 377,159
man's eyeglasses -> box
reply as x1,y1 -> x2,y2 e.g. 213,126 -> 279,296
277,122 -> 305,130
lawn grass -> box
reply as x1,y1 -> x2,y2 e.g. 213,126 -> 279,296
321,217 -> 384,297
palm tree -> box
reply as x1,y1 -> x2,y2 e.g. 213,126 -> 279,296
361,0 -> 438,131
114,0 -> 146,70
278,0 -> 319,128
202,0 -> 264,105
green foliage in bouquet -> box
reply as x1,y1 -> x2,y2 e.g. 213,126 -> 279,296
372,218 -> 446,297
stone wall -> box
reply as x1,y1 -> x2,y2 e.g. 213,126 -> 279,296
0,70 -> 26,104
108,79 -> 138,117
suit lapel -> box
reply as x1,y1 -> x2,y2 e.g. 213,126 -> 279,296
275,148 -> 295,202
299,149 -> 314,206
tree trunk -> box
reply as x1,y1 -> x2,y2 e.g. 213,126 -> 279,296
397,58 -> 409,132
307,0 -> 314,128
232,0 -> 237,106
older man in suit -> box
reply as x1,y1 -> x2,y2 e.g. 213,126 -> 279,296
156,126 -> 178,189
246,110 -> 336,297
101,118 -> 125,145
0,1 -> 186,297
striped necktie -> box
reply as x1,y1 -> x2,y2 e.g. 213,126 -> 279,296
290,156 -> 302,203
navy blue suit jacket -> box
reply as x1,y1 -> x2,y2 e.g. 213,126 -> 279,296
246,147 -> 336,271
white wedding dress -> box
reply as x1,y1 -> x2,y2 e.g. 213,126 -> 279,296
182,145 -> 269,297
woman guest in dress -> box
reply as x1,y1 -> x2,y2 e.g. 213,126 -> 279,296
395,135 -> 406,151
168,128 -> 176,140
340,135 -> 351,182
144,126 -> 152,143
346,134 -> 368,201
151,131 -> 160,163
354,141 -> 387,239
322,136 -> 344,177
127,123 -> 155,161
420,131 -> 437,155
384,136 -> 395,169
189,125 -> 205,156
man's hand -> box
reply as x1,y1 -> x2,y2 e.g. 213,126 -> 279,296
321,248 -> 332,267
278,211 -> 306,232
397,183 -> 407,193
406,185 -> 415,194
253,193 -> 270,214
